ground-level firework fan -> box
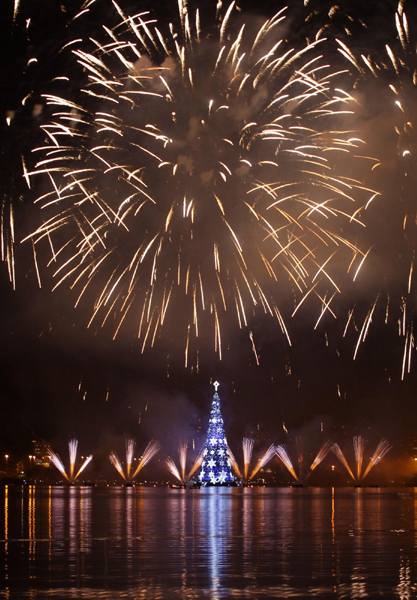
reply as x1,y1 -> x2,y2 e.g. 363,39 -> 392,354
26,0 -> 376,365
48,439 -> 92,484
165,442 -> 205,485
332,437 -> 392,483
199,382 -> 234,485
109,439 -> 160,483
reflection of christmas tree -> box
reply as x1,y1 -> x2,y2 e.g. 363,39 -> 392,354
199,382 -> 235,486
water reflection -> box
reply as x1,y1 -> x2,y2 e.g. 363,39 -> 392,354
1,487 -> 417,598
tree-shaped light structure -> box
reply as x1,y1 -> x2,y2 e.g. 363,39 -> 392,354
198,382 -> 234,486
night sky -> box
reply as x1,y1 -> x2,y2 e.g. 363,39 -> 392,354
1,0 -> 416,479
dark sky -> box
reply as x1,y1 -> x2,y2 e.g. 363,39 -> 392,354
1,0 -> 416,467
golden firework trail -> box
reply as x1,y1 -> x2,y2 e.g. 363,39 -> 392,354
109,438 -> 160,482
249,444 -> 275,481
179,441 -> 188,483
165,442 -> 205,483
331,443 -> 355,480
361,439 -> 392,481
353,435 -> 365,481
307,440 -> 333,475
242,437 -> 254,481
165,457 -> 183,484
109,451 -> 126,481
25,0 -> 375,365
227,446 -> 242,480
275,444 -> 298,481
187,445 -> 205,480
131,440 -> 161,480
48,439 -> 92,484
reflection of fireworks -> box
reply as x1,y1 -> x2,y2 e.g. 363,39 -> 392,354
27,1 -> 374,364
48,439 -> 92,483
275,444 -> 298,481
109,438 -> 160,482
249,444 -> 275,480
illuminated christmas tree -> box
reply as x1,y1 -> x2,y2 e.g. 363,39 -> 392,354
198,382 -> 235,486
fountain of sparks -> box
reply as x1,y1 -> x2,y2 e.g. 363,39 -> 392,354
275,445 -> 299,481
353,435 -> 365,481
249,444 -> 276,481
361,439 -> 392,481
243,438 -> 255,482
165,443 -> 206,485
109,439 -> 160,483
332,437 -> 392,483
48,439 -> 92,484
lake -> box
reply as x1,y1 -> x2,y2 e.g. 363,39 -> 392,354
1,485 -> 416,598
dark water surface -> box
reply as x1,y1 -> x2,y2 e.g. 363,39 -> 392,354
1,485 -> 417,598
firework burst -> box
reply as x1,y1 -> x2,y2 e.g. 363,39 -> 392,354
335,3 -> 417,378
26,0 -> 375,364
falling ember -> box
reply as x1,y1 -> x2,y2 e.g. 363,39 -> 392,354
249,444 -> 275,481
242,438 -> 254,481
361,439 -> 392,481
227,446 -> 242,480
275,445 -> 298,481
331,444 -> 355,480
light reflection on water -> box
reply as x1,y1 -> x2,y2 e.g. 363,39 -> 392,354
1,486 -> 417,598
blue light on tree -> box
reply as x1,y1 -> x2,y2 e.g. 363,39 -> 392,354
199,381 -> 235,486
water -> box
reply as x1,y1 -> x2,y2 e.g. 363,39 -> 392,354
1,485 -> 417,599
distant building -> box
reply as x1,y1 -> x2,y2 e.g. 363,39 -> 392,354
32,440 -> 51,468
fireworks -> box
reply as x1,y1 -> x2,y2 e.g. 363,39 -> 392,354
332,437 -> 392,483
275,444 -> 298,481
331,443 -> 355,480
165,442 -> 205,484
334,3 -> 417,378
249,444 -> 275,481
48,439 -> 92,484
307,440 -> 333,476
109,438 -> 160,482
227,446 -> 242,480
242,437 -> 254,481
25,0 -> 375,365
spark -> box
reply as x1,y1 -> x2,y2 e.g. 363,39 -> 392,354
27,1 -> 373,364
